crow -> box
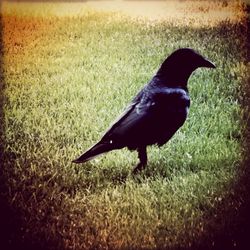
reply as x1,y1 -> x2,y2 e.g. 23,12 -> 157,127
73,48 -> 215,173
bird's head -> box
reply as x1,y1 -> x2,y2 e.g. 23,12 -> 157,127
156,48 -> 216,87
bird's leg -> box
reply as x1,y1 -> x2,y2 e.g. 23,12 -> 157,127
133,146 -> 147,174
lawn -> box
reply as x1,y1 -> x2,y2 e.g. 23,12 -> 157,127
0,1 -> 249,249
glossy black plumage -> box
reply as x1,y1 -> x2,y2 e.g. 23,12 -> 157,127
73,48 -> 215,173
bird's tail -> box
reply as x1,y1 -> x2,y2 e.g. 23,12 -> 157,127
72,141 -> 114,164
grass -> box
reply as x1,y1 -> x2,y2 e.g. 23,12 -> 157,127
0,1 -> 249,250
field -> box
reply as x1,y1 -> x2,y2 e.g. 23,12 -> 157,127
0,1 -> 249,249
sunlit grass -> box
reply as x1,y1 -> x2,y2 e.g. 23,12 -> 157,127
1,0 -> 247,26
1,1 -> 248,249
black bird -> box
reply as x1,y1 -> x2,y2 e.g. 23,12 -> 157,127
73,48 -> 215,173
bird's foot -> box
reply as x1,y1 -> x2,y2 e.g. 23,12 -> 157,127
132,163 -> 146,174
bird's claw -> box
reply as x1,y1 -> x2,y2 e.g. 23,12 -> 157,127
132,163 -> 146,174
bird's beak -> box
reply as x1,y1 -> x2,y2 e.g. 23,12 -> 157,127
201,57 -> 216,68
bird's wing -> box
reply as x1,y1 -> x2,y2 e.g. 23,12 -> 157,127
102,89 -> 144,134
101,87 -> 189,147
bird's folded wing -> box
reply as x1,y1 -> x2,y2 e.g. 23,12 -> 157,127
101,88 -> 189,141
101,101 -> 140,140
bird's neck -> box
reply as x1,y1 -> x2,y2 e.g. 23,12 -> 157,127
152,74 -> 189,90
156,62 -> 195,87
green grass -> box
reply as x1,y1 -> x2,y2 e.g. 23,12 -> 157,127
1,2 -> 249,250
